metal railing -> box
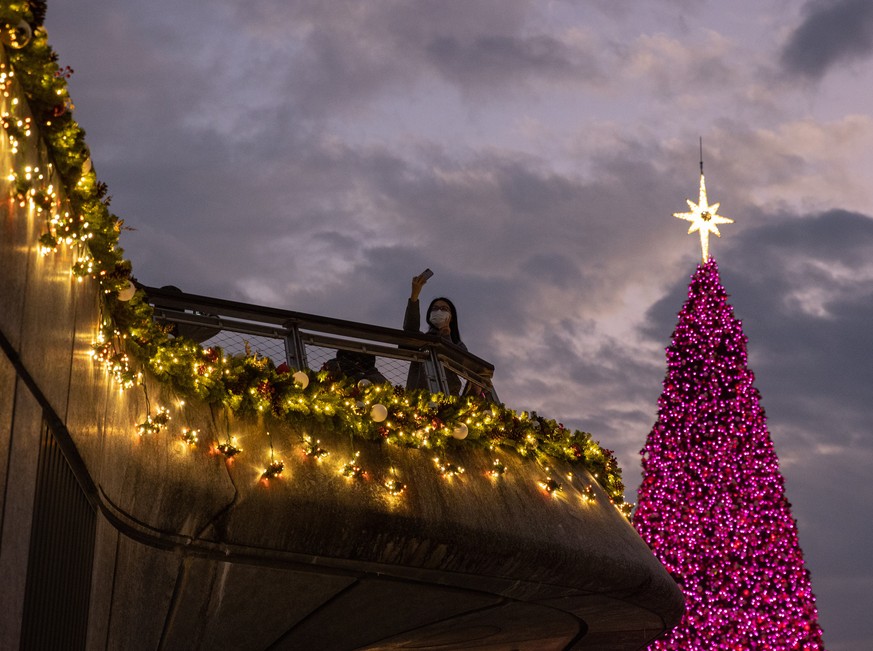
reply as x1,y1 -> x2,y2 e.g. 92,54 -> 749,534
142,285 -> 498,402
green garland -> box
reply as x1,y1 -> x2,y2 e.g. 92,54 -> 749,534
1,4 -> 629,514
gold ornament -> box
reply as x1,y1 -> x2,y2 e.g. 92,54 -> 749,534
1,21 -> 32,50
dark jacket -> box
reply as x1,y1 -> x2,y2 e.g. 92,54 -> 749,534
323,350 -> 388,385
403,298 -> 467,395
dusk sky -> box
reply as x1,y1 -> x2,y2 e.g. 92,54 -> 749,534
44,1 -> 873,648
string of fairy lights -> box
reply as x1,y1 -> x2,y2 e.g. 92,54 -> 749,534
0,5 -> 629,516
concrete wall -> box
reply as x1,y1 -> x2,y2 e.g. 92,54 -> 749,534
0,67 -> 90,646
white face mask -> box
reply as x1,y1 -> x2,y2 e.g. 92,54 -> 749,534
428,309 -> 451,329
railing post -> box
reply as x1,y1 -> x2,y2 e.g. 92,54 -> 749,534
284,321 -> 308,370
424,346 -> 450,395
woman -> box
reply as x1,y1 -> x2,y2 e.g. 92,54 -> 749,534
403,271 -> 466,395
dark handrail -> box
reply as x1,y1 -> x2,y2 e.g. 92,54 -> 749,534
141,285 -> 498,401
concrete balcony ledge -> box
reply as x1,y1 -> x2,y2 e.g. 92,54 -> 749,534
65,370 -> 683,651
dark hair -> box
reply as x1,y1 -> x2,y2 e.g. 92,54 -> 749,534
426,296 -> 462,344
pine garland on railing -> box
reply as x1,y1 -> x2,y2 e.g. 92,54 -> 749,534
0,3 -> 629,515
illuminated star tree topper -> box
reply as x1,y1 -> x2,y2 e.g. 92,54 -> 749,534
674,144 -> 733,264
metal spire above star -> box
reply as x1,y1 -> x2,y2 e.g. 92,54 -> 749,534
674,173 -> 733,264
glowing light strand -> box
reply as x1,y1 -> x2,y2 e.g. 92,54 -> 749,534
261,432 -> 284,480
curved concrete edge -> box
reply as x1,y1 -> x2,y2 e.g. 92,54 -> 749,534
72,374 -> 684,648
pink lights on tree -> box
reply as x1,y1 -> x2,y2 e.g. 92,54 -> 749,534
634,259 -> 825,650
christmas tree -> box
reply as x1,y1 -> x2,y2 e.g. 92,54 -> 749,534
634,175 -> 826,648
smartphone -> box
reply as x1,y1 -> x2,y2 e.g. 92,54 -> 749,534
421,268 -> 434,281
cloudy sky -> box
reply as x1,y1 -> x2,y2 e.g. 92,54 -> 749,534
44,1 -> 873,648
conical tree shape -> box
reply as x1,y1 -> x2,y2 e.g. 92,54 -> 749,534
634,258 -> 825,650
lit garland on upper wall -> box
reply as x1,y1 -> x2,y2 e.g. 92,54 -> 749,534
1,1 -> 130,290
0,2 -> 628,514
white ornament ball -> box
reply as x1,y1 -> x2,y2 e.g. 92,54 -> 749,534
118,280 -> 136,302
357,378 -> 372,389
452,423 -> 468,440
370,404 -> 388,422
292,370 -> 309,389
